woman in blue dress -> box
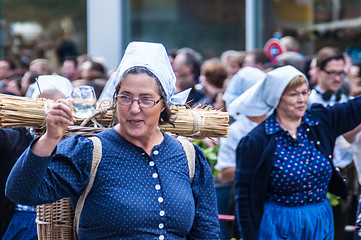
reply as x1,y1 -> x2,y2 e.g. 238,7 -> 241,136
232,65 -> 361,240
5,42 -> 220,239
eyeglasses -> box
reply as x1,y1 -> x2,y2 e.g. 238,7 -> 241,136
116,94 -> 162,108
321,69 -> 345,78
285,90 -> 310,99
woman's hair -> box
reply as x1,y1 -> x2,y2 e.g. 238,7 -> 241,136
284,75 -> 308,92
82,60 -> 106,80
39,89 -> 66,100
201,58 -> 228,89
29,58 -> 54,75
280,36 -> 300,52
226,51 -> 247,68
113,67 -> 175,125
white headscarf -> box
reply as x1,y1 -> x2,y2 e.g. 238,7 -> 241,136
229,65 -> 308,117
30,75 -> 73,99
223,67 -> 266,110
105,41 -> 190,105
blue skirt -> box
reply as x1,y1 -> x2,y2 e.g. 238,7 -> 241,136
1,211 -> 37,240
259,200 -> 334,240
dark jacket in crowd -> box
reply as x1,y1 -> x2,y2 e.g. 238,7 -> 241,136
0,127 -> 33,238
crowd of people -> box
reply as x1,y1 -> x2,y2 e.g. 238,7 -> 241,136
1,35 -> 361,239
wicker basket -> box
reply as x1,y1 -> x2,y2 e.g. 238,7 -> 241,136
36,137 -> 102,240
36,197 -> 75,240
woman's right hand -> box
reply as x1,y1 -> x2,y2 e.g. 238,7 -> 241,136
32,99 -> 76,157
44,99 -> 76,140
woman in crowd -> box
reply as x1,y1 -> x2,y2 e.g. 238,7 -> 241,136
1,75 -> 73,239
6,41 -> 219,239
73,60 -> 107,99
194,58 -> 227,109
233,65 -> 361,239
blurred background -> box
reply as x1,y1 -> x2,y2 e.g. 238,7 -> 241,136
1,0 -> 361,71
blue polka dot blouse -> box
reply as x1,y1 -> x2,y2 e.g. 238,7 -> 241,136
6,128 -> 220,239
264,113 -> 332,206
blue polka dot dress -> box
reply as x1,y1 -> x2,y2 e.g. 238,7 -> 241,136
258,113 -> 334,240
6,128 -> 220,239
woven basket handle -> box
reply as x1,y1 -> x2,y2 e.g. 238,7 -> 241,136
73,136 -> 102,239
177,137 -> 195,182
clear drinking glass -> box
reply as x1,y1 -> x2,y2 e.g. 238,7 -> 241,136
71,85 -> 97,119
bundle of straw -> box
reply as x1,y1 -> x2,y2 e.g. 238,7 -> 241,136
162,105 -> 229,138
0,94 -> 47,127
0,94 -> 113,128
0,94 -> 228,138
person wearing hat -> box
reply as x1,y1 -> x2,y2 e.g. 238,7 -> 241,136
222,66 -> 266,119
214,68 -> 267,239
233,65 -> 361,239
29,74 -> 74,99
5,41 -> 219,239
1,75 -> 73,240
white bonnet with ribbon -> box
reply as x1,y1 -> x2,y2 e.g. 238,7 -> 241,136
106,41 -> 190,105
223,67 -> 266,108
30,75 -> 73,99
229,65 -> 308,117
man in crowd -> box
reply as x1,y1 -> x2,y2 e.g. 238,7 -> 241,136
308,46 -> 357,240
